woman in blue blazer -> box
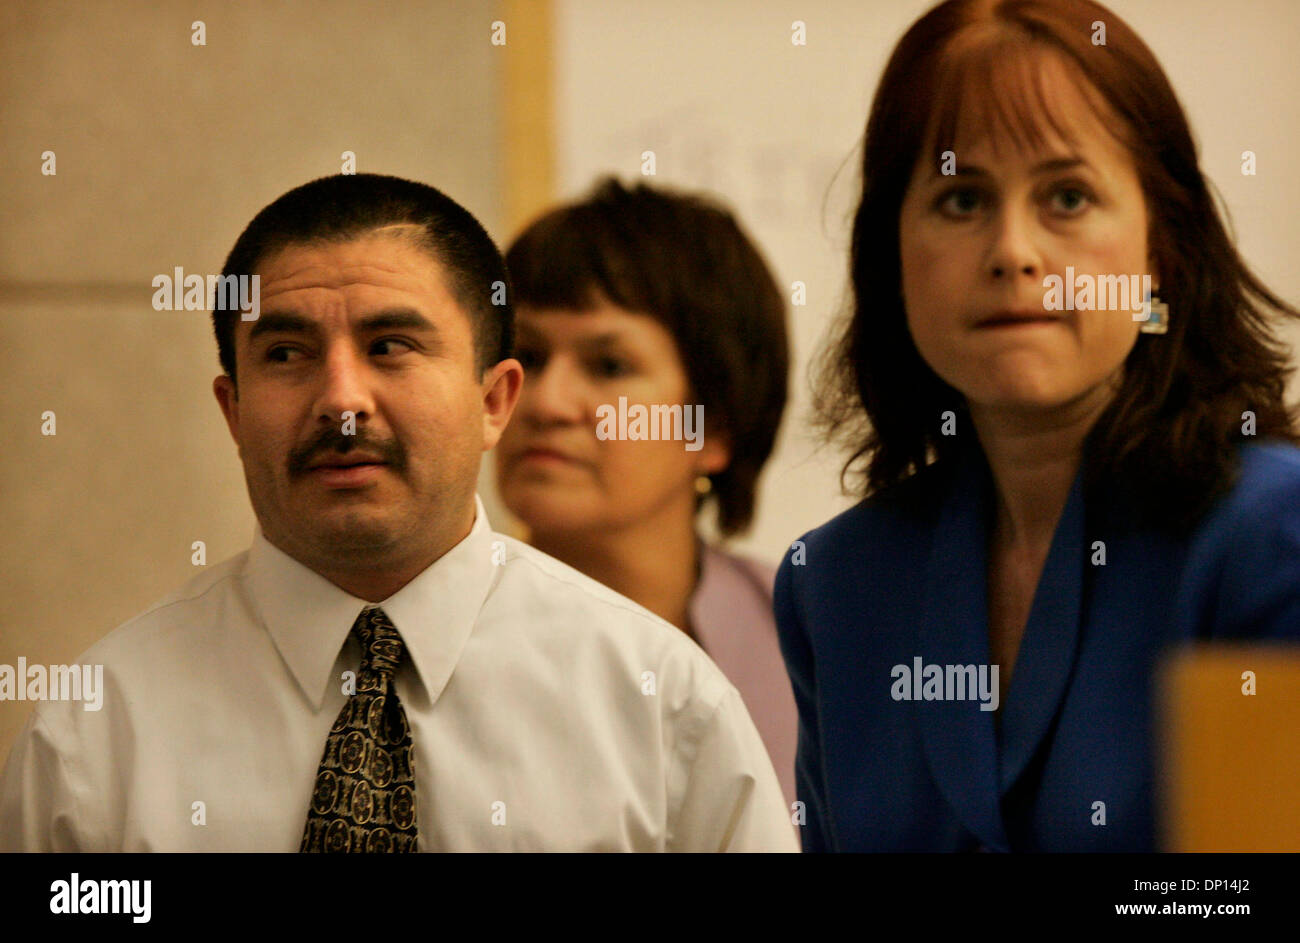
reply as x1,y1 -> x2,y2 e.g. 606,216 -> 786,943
776,0 -> 1300,852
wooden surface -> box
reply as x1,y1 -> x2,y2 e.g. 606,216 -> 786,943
1159,645 -> 1300,851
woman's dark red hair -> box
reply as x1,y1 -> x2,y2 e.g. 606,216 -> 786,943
817,0 -> 1299,532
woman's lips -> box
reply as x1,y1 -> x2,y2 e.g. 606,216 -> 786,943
519,448 -> 581,466
976,316 -> 1061,329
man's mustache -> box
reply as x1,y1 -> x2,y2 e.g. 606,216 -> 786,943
287,427 -> 407,477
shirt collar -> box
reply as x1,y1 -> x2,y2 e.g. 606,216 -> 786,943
242,495 -> 497,710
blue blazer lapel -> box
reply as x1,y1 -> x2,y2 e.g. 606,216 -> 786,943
997,466 -> 1086,795
916,445 -> 1009,851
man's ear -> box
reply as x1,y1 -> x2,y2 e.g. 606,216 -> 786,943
480,358 -> 524,451
213,374 -> 241,444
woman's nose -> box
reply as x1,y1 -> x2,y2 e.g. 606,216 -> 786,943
986,207 -> 1044,284
523,356 -> 587,426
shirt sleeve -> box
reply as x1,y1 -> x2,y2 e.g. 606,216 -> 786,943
773,548 -> 833,852
0,706 -> 85,852
667,684 -> 799,852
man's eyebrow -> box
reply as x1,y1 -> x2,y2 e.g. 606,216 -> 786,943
247,312 -> 318,343
355,308 -> 438,334
246,308 -> 438,344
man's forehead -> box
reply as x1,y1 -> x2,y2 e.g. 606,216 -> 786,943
231,231 -> 475,353
255,232 -> 446,297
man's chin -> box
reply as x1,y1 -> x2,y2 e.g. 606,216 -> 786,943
284,508 -> 404,557
313,519 -> 399,552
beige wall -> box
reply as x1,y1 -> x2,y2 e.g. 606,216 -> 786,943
0,0 -> 505,762
549,0 -> 1300,564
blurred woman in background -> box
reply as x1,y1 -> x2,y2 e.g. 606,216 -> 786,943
777,0 -> 1300,851
496,178 -> 798,806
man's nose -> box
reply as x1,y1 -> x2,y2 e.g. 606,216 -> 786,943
313,343 -> 376,427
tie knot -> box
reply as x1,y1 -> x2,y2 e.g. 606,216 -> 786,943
351,607 -> 406,679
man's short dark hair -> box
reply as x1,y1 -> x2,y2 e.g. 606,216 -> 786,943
505,177 -> 789,537
212,173 -> 512,383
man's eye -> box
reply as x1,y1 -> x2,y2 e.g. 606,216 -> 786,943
372,338 -> 414,356
937,187 -> 986,216
266,345 -> 304,363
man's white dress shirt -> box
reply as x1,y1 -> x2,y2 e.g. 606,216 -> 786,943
0,497 -> 797,852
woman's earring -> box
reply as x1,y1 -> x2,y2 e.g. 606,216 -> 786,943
694,475 -> 713,495
1139,286 -> 1169,334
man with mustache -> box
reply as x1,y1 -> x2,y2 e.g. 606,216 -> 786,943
0,174 -> 796,852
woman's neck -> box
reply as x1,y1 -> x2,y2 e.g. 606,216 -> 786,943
529,495 -> 701,634
968,379 -> 1118,553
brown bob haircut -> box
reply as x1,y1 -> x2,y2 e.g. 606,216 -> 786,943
817,0 -> 1300,534
506,178 -> 789,536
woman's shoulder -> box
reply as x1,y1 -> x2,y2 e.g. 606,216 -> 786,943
784,460 -> 953,563
690,543 -> 781,647
1179,439 -> 1300,635
1233,439 -> 1300,497
699,543 -> 777,601
1196,439 -> 1300,537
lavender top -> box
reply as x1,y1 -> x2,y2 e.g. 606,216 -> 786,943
689,543 -> 798,811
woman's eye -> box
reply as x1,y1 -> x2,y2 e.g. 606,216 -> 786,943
592,355 -> 630,379
1049,186 -> 1092,216
937,187 -> 985,217
516,347 -> 545,370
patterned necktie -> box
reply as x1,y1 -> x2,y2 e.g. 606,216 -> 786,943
300,606 -> 419,853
